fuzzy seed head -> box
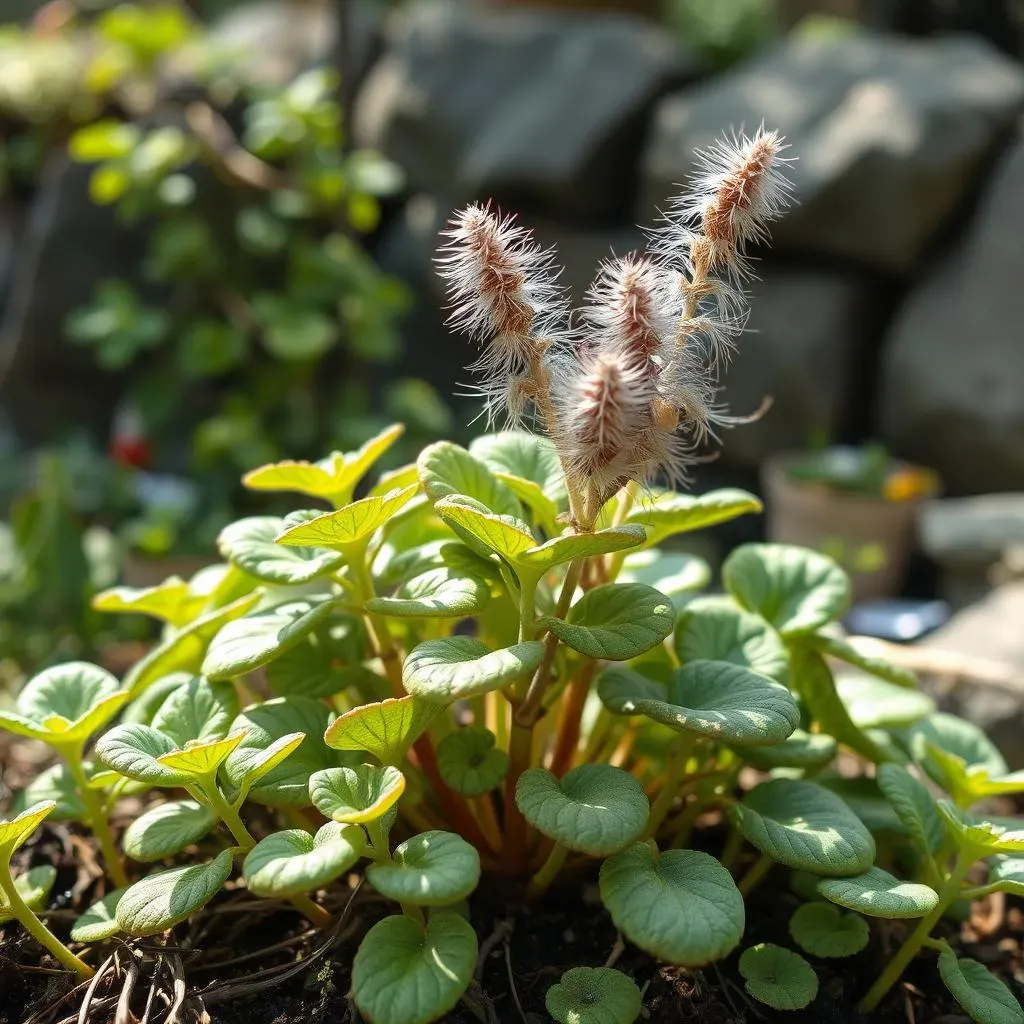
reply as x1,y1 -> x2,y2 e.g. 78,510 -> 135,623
581,256 -> 676,380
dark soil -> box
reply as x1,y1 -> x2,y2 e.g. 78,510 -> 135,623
2,822 -> 1022,1024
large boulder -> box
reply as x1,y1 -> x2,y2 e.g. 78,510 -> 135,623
639,30 -> 1024,274
878,133 -> 1024,495
715,268 -> 877,469
354,1 -> 698,222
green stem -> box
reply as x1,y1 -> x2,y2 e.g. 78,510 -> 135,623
289,892 -> 333,928
644,736 -> 695,840
526,842 -> 570,900
859,852 -> 975,1013
0,861 -> 93,978
365,818 -> 391,861
737,853 -> 774,896
719,827 -> 744,871
62,749 -> 128,888
401,902 -> 425,923
516,557 -> 584,726
200,777 -> 257,851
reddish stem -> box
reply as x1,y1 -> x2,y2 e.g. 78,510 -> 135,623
549,663 -> 595,778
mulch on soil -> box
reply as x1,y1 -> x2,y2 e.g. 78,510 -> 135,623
2,816 -> 1022,1024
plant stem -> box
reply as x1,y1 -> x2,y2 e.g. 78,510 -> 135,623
604,482 -> 640,581
516,556 -> 585,726
503,719 -> 534,872
737,853 -> 774,896
526,843 -> 570,900
719,827 -> 744,870
473,795 -> 503,851
0,862 -> 93,978
549,663 -> 596,778
644,736 -> 695,840
401,902 -> 425,923
62,749 -> 128,889
289,892 -> 333,928
201,778 -> 257,851
859,852 -> 975,1013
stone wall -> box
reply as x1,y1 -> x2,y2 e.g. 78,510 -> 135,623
3,0 -> 1024,497
355,0 -> 1024,495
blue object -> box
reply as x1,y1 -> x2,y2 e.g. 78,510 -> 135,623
844,599 -> 951,642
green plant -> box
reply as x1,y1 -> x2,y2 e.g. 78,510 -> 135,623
0,126 -> 1021,1024
786,442 -> 938,502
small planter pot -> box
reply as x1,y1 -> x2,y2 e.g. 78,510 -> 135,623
762,452 -> 932,603
120,551 -> 213,590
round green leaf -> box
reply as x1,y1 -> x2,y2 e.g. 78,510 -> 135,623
70,888 -> 125,943
938,951 -> 1024,1024
877,763 -> 945,855
543,583 -> 676,662
738,944 -> 818,1011
366,830 -> 481,906
494,472 -> 561,534
789,901 -> 869,958
517,526 -> 646,572
723,543 -> 850,636
218,516 -> 344,585
418,441 -> 521,517
403,638 -> 544,704
95,724 -> 193,787
626,489 -> 762,548
988,857 -> 1024,897
805,632 -> 918,689
739,730 -> 838,771
937,803 -> 1024,856
907,712 -> 1009,783
243,425 -> 404,504
366,568 -> 490,618
17,661 -> 120,726
202,599 -> 334,680
816,866 -> 939,918
309,764 -> 406,824
224,697 -> 344,807
157,732 -> 247,778
11,661 -> 128,744
436,728 -> 509,797
790,647 -> 894,765
352,911 -> 478,1024
599,843 -> 744,965
674,596 -> 789,684
122,673 -> 191,727
151,676 -> 239,747
324,695 -> 445,765
276,486 -> 419,551
18,764 -> 87,821
835,673 -> 934,730
0,802 -> 54,854
123,800 -> 217,863
730,779 -> 876,876
818,775 -> 905,835
516,766 -> 648,856
93,576 -> 201,627
115,850 -> 233,936
434,497 -> 537,561
0,866 -> 58,924
242,822 -> 365,897
469,432 -> 568,510
265,617 -> 377,700
545,967 -> 642,1024
620,550 -> 711,607
599,661 -> 799,745
123,592 -> 262,697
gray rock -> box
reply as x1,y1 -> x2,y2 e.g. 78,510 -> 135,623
920,494 -> 1024,561
639,30 -> 1024,273
920,582 -> 1024,769
879,133 -> 1024,495
715,268 -> 877,469
0,156 -> 145,444
355,1 -> 697,221
918,494 -> 1024,607
200,0 -> 382,91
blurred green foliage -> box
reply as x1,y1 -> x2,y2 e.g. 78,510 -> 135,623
664,0 -> 779,67
0,2 -> 453,685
